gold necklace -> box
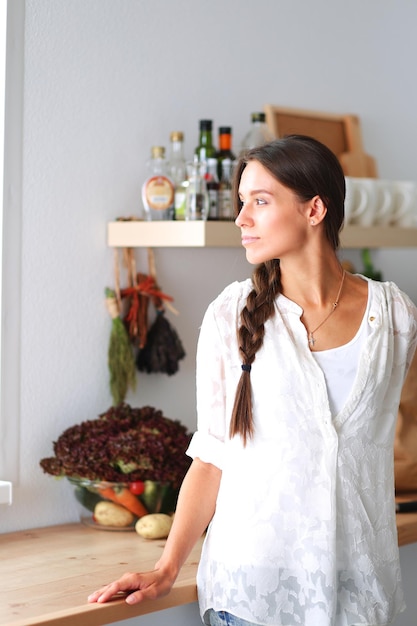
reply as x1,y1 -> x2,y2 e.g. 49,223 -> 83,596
308,269 -> 346,348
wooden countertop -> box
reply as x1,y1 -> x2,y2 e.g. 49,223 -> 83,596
2,507 -> 417,626
0,523 -> 203,626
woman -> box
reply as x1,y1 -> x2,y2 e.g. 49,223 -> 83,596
88,136 -> 417,626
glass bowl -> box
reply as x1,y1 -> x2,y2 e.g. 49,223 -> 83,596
68,477 -> 178,530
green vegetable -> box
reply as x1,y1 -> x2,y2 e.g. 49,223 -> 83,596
73,486 -> 102,512
141,480 -> 177,514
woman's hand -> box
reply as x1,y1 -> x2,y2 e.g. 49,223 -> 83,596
87,566 -> 175,605
88,459 -> 221,606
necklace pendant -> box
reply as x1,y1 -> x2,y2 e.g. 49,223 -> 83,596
306,269 -> 346,350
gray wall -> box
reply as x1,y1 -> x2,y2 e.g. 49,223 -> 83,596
2,1 -> 417,624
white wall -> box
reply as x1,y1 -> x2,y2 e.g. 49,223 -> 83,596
2,1 -> 417,624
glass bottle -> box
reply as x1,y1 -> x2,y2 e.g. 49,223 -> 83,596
206,157 -> 219,220
217,126 -> 236,181
195,119 -> 217,165
185,155 -> 208,221
240,112 -> 275,154
168,131 -> 188,221
218,158 -> 234,221
141,146 -> 175,221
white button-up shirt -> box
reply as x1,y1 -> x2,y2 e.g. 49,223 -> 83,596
187,276 -> 417,626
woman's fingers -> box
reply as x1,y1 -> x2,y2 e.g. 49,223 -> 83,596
87,569 -> 172,604
88,572 -> 148,603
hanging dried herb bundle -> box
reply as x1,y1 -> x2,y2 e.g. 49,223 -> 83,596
107,247 -> 186,388
105,288 -> 136,405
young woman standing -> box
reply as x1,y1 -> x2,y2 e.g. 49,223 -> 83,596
89,136 -> 417,626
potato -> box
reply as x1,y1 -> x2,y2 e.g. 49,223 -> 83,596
94,501 -> 134,527
135,513 -> 173,539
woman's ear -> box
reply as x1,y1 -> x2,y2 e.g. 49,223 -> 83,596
307,195 -> 327,225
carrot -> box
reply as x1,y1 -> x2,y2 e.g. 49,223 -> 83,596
99,486 -> 148,518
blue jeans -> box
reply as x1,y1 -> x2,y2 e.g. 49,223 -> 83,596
206,610 -> 377,626
207,610 -> 259,626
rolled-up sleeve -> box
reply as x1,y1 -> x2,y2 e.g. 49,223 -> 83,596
186,430 -> 225,469
186,299 -> 230,470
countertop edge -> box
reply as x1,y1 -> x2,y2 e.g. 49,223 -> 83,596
2,509 -> 417,626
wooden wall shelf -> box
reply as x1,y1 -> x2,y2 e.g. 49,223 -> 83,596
108,220 -> 241,248
107,221 -> 417,249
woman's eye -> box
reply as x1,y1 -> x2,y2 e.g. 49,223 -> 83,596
255,198 -> 266,205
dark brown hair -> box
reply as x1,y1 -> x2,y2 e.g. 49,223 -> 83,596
229,135 -> 345,444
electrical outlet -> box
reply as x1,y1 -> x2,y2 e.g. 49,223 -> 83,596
0,481 -> 12,505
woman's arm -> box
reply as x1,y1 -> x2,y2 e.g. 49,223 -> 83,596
87,457 -> 221,605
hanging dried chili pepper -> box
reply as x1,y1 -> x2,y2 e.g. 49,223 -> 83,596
121,274 -> 174,349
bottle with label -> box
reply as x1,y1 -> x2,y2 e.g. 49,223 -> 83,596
185,155 -> 208,221
216,126 -> 236,180
168,131 -> 188,220
142,146 -> 175,220
240,112 -> 275,154
218,158 -> 234,221
206,157 -> 219,220
195,119 -> 217,165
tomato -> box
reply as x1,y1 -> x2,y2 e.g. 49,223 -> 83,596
128,481 -> 145,496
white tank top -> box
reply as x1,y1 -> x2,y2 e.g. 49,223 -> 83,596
311,294 -> 371,417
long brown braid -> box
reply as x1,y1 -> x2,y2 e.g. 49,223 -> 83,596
229,135 -> 345,444
230,260 -> 282,444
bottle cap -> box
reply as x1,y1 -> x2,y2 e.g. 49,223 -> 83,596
219,126 -> 232,135
170,131 -> 184,142
251,112 -> 266,123
151,146 -> 165,159
199,120 -> 213,131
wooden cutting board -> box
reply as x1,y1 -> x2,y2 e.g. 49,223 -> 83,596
339,115 -> 378,178
263,106 -> 378,178
338,150 -> 378,178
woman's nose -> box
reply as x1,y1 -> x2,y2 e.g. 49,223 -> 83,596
235,205 -> 250,227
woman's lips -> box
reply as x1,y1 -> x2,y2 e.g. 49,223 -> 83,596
241,236 -> 259,246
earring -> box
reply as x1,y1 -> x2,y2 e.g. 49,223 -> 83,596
310,220 -> 315,225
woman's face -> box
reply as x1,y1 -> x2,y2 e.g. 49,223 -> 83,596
236,160 -> 311,265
